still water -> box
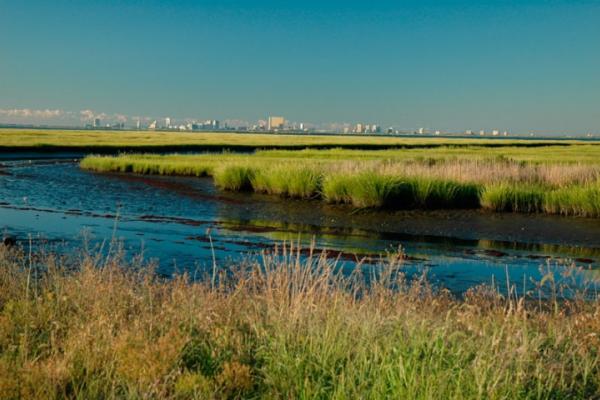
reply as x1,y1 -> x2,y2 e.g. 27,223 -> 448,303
1,157 -> 599,294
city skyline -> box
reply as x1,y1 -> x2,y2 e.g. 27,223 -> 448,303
1,1 -> 599,135
0,106 -> 524,136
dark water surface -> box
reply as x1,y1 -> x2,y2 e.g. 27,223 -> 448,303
1,157 -> 599,294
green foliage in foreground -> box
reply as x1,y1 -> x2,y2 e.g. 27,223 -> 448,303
0,246 -> 599,399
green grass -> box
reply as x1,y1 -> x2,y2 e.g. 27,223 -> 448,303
213,165 -> 255,191
1,245 -> 599,399
81,151 -> 600,217
3,128 -> 600,154
322,172 -> 399,207
251,165 -> 322,198
320,174 -> 481,209
256,145 -> 600,163
544,184 -> 600,217
480,183 -> 600,217
481,184 -> 546,213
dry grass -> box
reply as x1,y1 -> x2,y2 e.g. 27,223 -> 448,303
1,244 -> 599,399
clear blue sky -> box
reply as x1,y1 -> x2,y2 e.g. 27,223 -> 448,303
1,0 -> 599,134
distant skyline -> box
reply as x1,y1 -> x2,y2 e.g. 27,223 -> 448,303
1,1 -> 599,135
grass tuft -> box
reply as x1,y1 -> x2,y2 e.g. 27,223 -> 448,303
481,184 -> 546,213
213,165 -> 255,191
252,165 -> 322,198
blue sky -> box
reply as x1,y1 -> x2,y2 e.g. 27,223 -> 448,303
1,0 -> 599,134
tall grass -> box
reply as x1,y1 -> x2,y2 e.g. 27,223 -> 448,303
481,184 -> 546,213
213,165 -> 254,191
544,184 -> 600,217
251,165 -> 322,199
80,155 -> 215,177
0,245 -> 599,399
81,153 -> 600,217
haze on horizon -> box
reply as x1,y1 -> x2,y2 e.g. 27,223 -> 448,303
1,0 -> 599,135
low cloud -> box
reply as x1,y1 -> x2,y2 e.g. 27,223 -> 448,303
79,109 -> 95,121
0,108 -> 64,118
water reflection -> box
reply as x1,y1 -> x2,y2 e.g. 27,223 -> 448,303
1,158 -> 599,295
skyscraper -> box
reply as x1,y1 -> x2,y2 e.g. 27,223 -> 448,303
268,116 -> 285,130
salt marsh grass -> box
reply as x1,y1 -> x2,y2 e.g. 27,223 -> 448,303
213,165 -> 254,191
251,164 -> 322,198
481,184 -> 546,213
0,244 -> 599,399
81,149 -> 600,217
4,128 -> 595,153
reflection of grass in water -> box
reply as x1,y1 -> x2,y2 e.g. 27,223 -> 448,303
81,151 -> 600,216
1,245 -> 600,398
219,219 -> 600,265
477,239 -> 600,260
218,219 -> 384,256
221,217 -> 600,262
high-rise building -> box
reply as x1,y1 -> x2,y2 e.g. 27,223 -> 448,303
268,116 -> 285,130
165,117 -> 171,128
355,123 -> 363,134
148,120 -> 158,130
93,118 -> 101,128
136,119 -> 141,130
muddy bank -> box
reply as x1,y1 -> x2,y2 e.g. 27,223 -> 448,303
217,189 -> 600,250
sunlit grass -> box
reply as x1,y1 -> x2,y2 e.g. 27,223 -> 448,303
81,151 -> 600,217
0,245 -> 599,399
3,128 -> 600,155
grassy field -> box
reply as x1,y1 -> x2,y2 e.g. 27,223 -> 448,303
81,148 -> 600,217
0,128 -> 595,153
0,245 -> 599,399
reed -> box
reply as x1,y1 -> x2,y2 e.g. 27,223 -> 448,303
0,245 -> 599,399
